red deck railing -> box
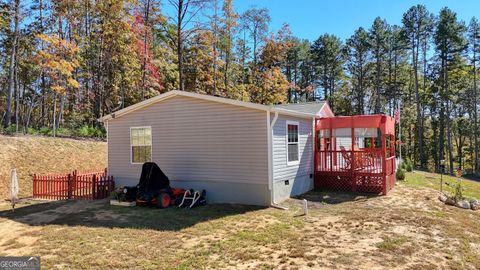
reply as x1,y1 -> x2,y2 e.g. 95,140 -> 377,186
315,149 -> 384,174
33,169 -> 114,200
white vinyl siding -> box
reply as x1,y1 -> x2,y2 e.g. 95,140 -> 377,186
107,95 -> 269,205
272,115 -> 313,202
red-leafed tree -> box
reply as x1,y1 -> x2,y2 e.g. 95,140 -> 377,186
133,1 -> 164,100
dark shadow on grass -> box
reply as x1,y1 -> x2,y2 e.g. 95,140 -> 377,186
462,174 -> 480,183
293,189 -> 379,205
0,200 -> 266,231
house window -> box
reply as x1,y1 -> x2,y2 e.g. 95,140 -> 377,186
131,127 -> 152,164
286,121 -> 299,165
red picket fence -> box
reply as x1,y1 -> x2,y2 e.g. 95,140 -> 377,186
33,169 -> 115,200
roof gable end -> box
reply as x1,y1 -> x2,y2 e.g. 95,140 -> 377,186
99,90 -> 319,122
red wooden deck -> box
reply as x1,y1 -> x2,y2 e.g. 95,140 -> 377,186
314,115 -> 396,195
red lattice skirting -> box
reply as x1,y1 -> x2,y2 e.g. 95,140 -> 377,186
315,172 -> 394,195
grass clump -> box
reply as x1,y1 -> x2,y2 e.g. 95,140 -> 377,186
376,236 -> 409,251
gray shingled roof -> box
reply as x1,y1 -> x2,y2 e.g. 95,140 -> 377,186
273,101 -> 326,116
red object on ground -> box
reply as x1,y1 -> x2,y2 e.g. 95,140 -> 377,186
158,193 -> 171,208
136,188 -> 186,208
314,115 -> 396,195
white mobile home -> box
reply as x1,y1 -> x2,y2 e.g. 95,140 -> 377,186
100,90 -> 333,206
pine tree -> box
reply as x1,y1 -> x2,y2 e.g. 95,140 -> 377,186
434,7 -> 467,173
369,17 -> 388,113
311,33 -> 343,108
241,7 -> 270,75
402,4 -> 433,169
345,27 -> 371,114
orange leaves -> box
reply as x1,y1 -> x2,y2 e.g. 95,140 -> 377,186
249,67 -> 288,105
35,33 -> 80,94
67,78 -> 80,89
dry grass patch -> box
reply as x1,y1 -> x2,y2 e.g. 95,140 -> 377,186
0,175 -> 479,269
0,135 -> 106,200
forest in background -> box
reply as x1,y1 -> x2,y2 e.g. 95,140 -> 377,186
0,1 -> 479,175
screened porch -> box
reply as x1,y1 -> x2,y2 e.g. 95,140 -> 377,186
314,115 -> 396,195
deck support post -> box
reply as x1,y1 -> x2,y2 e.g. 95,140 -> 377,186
382,130 -> 387,195
351,122 -> 356,192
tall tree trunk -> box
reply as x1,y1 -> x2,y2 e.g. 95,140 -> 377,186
456,121 -> 464,170
252,26 -> 257,77
439,54 -> 446,172
375,49 -> 381,113
14,60 -> 19,132
420,38 -> 428,168
224,24 -> 231,94
432,118 -> 439,171
242,29 -> 247,83
323,66 -> 327,101
445,55 -> 454,174
3,0 -> 20,128
212,0 -> 218,95
413,35 -> 424,169
473,45 -> 479,173
53,93 -> 57,137
58,95 -> 65,129
141,0 -> 151,100
39,0 -> 47,127
177,0 -> 184,91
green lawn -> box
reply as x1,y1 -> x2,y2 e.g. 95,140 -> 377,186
405,171 -> 480,199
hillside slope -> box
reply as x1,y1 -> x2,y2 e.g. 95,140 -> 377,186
0,135 -> 106,200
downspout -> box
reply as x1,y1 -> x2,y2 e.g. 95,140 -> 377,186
267,110 -> 280,207
105,120 -> 109,174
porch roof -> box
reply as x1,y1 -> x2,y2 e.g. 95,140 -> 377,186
315,115 -> 395,135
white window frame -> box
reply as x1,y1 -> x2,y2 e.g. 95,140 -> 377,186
130,126 -> 153,164
286,121 -> 300,166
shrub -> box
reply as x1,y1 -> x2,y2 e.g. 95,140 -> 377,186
3,124 -> 18,135
38,127 -> 52,136
76,125 -> 105,138
55,127 -> 73,137
405,162 -> 413,172
452,181 -> 464,202
400,158 -> 413,172
396,169 -> 406,181
26,127 -> 39,135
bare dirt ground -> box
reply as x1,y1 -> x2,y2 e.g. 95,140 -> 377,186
0,181 -> 479,269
